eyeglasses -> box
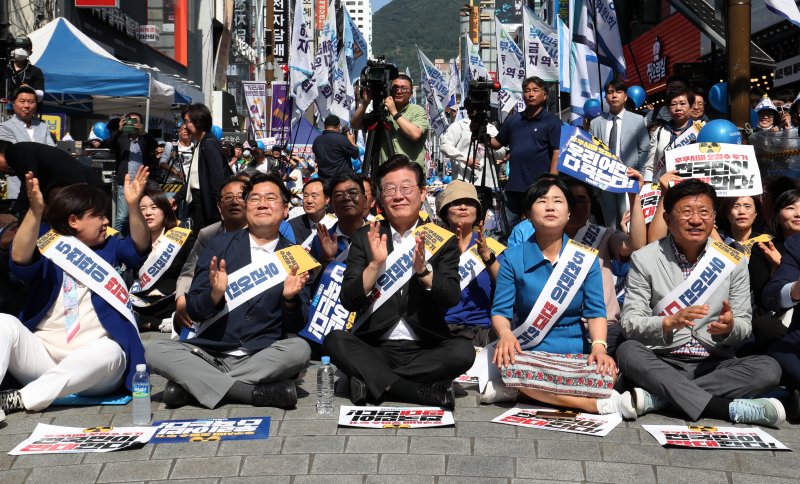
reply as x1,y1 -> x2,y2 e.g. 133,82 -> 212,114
381,184 -> 419,198
672,209 -> 715,221
246,193 -> 284,205
220,194 -> 244,203
333,189 -> 362,201
390,86 -> 411,94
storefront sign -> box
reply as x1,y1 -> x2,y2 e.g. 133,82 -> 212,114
136,25 -> 160,42
774,54 -> 800,88
315,0 -> 328,30
274,0 -> 288,63
646,37 -> 667,84
91,7 -> 140,39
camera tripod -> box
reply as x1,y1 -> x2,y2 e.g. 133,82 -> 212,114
461,122 -> 510,239
362,103 -> 395,180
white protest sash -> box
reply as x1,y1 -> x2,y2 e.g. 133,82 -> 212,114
458,237 -> 507,291
654,240 -> 743,316
36,230 -> 137,327
190,245 -> 320,337
574,223 -> 608,250
132,227 -> 191,294
468,239 -> 598,391
350,223 -> 454,332
670,121 -> 704,150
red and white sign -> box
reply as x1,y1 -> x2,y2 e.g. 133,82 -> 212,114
136,25 -> 160,43
75,0 -> 119,7
10,424 -> 157,455
315,0 -> 328,30
642,425 -> 790,451
338,406 -> 455,428
492,406 -> 622,437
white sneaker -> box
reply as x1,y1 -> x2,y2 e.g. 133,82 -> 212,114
633,388 -> 668,416
597,390 -> 636,419
479,380 -> 519,404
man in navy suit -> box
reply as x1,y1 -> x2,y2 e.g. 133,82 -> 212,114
145,172 -> 312,409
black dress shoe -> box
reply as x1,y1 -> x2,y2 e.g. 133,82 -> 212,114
417,381 -> 455,411
163,381 -> 194,408
349,375 -> 368,406
787,389 -> 800,424
252,380 -> 298,409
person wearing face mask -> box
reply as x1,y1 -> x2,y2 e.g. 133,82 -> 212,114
5,37 -> 44,102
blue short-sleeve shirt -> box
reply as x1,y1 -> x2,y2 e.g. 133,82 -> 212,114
495,109 -> 561,193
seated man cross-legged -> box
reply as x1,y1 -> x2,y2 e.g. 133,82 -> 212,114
617,179 -> 785,426
146,172 -> 312,409
323,155 -> 475,410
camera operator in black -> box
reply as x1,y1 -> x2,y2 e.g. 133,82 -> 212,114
6,37 -> 44,101
312,114 -> 360,181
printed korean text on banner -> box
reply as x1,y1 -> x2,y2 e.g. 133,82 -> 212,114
558,17 -> 571,92
151,417 -> 270,444
495,18 -> 525,114
572,0 -> 625,75
466,37 -> 491,82
418,47 -> 451,136
338,406 -> 455,428
458,237 -> 507,291
9,424 -> 157,455
344,8 -> 369,83
129,226 -> 192,305
329,39 -> 355,123
243,82 -> 269,140
311,1 -> 338,124
37,230 -> 136,327
270,83 -> 292,141
289,0 -> 314,102
273,0 -> 288,63
300,261 -> 356,344
523,5 -> 558,82
447,58 -> 461,109
666,143 -> 763,197
640,183 -> 661,224
558,126 -> 639,193
493,406 -> 623,437
654,240 -> 743,317
642,425 -> 790,450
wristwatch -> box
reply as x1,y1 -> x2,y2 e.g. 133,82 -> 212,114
416,262 -> 432,277
392,111 -> 403,121
482,252 -> 496,266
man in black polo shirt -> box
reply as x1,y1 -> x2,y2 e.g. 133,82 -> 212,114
489,76 -> 561,228
312,115 -> 360,181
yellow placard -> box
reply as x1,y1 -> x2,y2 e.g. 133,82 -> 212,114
414,222 -> 455,255
277,245 -> 322,274
567,238 -> 599,257
36,229 -> 60,252
710,239 -> 743,265
467,236 -> 507,263
165,227 -> 192,245
106,227 -> 119,238
41,115 -> 62,141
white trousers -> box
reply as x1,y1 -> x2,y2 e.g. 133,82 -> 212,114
0,314 -> 126,411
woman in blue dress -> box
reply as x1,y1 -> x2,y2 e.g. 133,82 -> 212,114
491,174 -> 635,417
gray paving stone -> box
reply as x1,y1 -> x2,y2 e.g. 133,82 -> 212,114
151,441 -> 219,459
12,452 -> 83,469
0,434 -> 31,452
602,442 -> 669,464
456,421 -> 515,438
736,452 -> 800,478
656,465 -> 728,484
337,426 -> 397,435
281,405 -> 338,420
0,469 -> 27,484
439,478 -> 509,484
25,463 -> 103,484
281,436 -> 344,454
539,440 -> 600,460
0,453 -> 12,471
451,406 -> 510,422
446,455 -> 513,478
408,437 -> 471,455
512,480 -> 574,484
217,437 -> 283,456
215,477 -> 290,484
0,419 -> 49,436
240,454 -> 310,476
310,453 -> 377,474
97,459 -> 172,482
227,406 -> 286,421
667,448 -> 739,471
278,419 -> 338,436
293,475 -> 364,484
169,408 -> 230,420
366,475 -> 433,484
732,473 -> 800,484
346,435 -> 408,453
169,456 -> 242,479
109,410 -> 172,427
584,462 -> 656,483
472,437 -> 535,457
515,427 -> 578,441
578,427 -> 640,444
516,458 -> 585,481
148,479 -> 216,484
380,453 -> 446,475
395,426 -> 455,436
48,413 -> 115,428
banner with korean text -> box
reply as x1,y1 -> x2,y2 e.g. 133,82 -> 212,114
665,142 -> 763,197
493,406 -> 622,437
557,126 -> 639,193
642,425 -> 790,450
338,406 -> 454,428
10,425 -> 157,455
151,417 -> 270,443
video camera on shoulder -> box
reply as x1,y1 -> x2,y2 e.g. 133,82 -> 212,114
463,77 -> 500,141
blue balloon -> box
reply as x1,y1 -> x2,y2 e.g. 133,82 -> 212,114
583,99 -> 602,120
697,119 -> 741,144
352,158 -> 362,173
256,140 -> 266,150
92,122 -> 110,141
709,83 -> 728,114
211,125 -> 223,140
628,85 -> 646,109
442,175 -> 453,184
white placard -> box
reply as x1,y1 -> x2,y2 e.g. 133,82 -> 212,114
9,424 -> 157,455
665,143 -> 763,197
338,406 -> 455,428
492,405 -> 622,437
642,425 -> 790,451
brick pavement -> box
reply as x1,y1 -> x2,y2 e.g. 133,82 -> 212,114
0,332 -> 798,483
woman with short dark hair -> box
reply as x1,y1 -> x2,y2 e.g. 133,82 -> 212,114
645,88 -> 696,181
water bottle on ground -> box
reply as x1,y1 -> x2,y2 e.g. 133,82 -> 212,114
317,356 -> 335,415
132,364 -> 151,425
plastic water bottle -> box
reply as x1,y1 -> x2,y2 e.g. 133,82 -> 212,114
132,364 -> 151,425
316,356 -> 335,415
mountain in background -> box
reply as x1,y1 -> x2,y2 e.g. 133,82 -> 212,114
371,0 -> 393,12
372,0 -> 461,83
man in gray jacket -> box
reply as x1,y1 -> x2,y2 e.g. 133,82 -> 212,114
617,179 -> 784,426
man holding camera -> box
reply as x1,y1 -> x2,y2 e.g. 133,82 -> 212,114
351,74 -> 429,168
312,114 -> 360,181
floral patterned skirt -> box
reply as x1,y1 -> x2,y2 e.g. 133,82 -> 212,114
500,351 -> 615,399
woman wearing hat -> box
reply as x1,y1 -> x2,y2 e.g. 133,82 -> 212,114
436,180 -> 501,348
754,95 -> 780,133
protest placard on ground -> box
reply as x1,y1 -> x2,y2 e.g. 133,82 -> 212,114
338,406 -> 455,428
150,417 -> 270,443
492,405 -> 622,437
642,424 -> 790,450
9,424 -> 157,455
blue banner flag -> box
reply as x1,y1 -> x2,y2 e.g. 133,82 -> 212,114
300,261 -> 356,344
150,417 -> 271,443
557,126 -> 639,193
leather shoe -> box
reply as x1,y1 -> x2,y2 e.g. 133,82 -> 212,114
417,381 -> 455,411
163,381 -> 194,408
787,389 -> 800,424
252,380 -> 298,409
349,375 -> 368,406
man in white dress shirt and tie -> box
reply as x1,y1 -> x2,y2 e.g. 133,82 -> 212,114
589,80 -> 649,229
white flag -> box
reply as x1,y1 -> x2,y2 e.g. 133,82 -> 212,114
523,6 -> 558,82
329,44 -> 355,123
572,0 -> 626,75
495,18 -> 525,114
558,17 -> 571,92
312,1 -> 337,123
289,0 -> 316,111
466,36 -> 490,82
417,48 -> 450,136
447,58 -> 461,109
766,0 -> 800,27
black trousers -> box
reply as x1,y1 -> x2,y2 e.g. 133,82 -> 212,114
323,330 -> 475,401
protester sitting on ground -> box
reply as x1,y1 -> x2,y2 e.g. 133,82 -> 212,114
145,172 -> 312,410
436,180 -> 502,347
310,172 -> 366,265
288,179 -> 330,248
487,174 -> 634,416
323,155 -> 474,411
645,88 -> 696,182
561,171 -> 647,356
130,184 -> 195,332
0,168 -> 151,415
616,179 -> 785,426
